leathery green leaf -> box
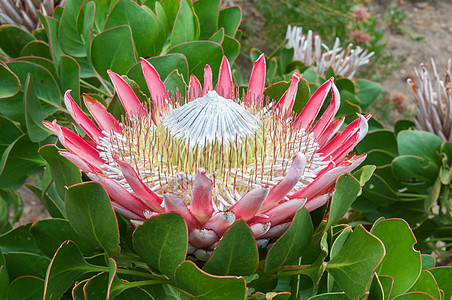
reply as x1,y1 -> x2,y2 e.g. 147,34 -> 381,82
326,225 -> 385,299
428,267 -> 452,300
24,74 -> 52,143
58,0 -> 86,56
203,220 -> 258,276
371,218 -> 421,296
59,55 -> 81,105
0,25 -> 36,57
39,145 -> 81,201
43,241 -> 96,300
0,134 -> 45,188
407,270 -> 441,299
7,276 -> 44,300
265,207 -> 313,272
175,261 -> 246,300
66,182 -> 120,255
91,25 -> 137,79
0,63 -> 20,98
133,213 -> 187,279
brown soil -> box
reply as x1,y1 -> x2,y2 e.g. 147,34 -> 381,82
14,0 -> 452,227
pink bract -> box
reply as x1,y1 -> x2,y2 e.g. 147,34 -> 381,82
44,55 -> 368,260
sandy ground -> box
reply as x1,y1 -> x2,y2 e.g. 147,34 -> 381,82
13,0 -> 452,226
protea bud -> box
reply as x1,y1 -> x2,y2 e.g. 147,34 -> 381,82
0,0 -> 65,32
408,59 -> 452,142
285,25 -> 373,79
44,55 -> 368,260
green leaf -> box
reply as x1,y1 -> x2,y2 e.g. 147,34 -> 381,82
164,69 -> 186,97
193,0 -> 220,39
3,252 -> 50,281
39,145 -> 81,201
39,14 -> 64,69
222,35 -> 240,63
353,165 -> 376,187
20,40 -> 51,59
392,292 -> 436,300
58,0 -> 86,56
25,184 -> 65,219
0,115 -> 22,156
392,155 -> 439,183
421,255 -> 435,270
30,218 -> 96,257
356,79 -> 382,109
326,225 -> 385,299
265,207 -> 313,272
307,293 -> 349,300
7,276 -> 44,300
0,134 -> 45,188
371,218 -> 422,296
0,25 -> 36,57
428,267 -> 452,300
218,6 -> 241,37
0,265 -> 8,299
133,213 -> 187,278
397,131 -> 442,163
59,55 -> 81,105
66,182 -> 120,255
175,261 -> 246,299
203,220 -> 258,276
24,74 -> 52,143
170,0 -> 198,47
326,174 -> 361,228
0,63 -> 20,98
407,270 -> 441,299
105,0 -> 165,57
356,130 -> 398,156
168,41 -> 223,84
43,241 -> 96,300
6,60 -> 62,117
91,25 -> 137,79
0,224 -> 42,255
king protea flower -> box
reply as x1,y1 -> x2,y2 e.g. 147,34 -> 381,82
44,55 -> 368,260
0,0 -> 65,32
408,59 -> 452,142
285,25 -> 373,79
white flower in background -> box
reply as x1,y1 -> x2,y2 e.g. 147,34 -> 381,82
285,25 -> 374,79
408,59 -> 452,142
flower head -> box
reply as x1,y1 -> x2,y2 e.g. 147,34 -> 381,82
44,55 -> 368,260
353,6 -> 369,22
408,59 -> 452,142
0,0 -> 65,32
285,25 -> 373,79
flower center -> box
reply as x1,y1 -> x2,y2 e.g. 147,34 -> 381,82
163,91 -> 259,147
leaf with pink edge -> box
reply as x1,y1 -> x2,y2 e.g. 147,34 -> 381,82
43,241 -> 98,300
164,69 -> 186,97
407,270 -> 441,299
218,6 -> 241,37
24,74 -> 52,143
0,25 -> 36,57
0,63 -> 20,98
20,40 -> 51,59
105,0 -> 165,57
170,0 -> 199,47
194,0 -> 220,39
392,292 -> 436,300
175,260 -> 246,299
0,115 -> 22,156
58,0 -> 85,56
222,35 -> 240,63
30,218 -> 96,257
39,145 -> 81,201
326,225 -> 385,299
371,218 -> 422,296
263,79 -> 310,114
0,134 -> 45,188
66,182 -> 120,255
325,174 -> 361,229
264,207 -> 313,272
168,41 -> 223,84
7,276 -> 44,300
133,213 -> 188,279
0,265 -> 8,299
59,55 -> 81,105
91,25 -> 137,79
307,293 -> 349,300
429,267 -> 452,300
421,255 -> 435,270
203,220 -> 258,276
